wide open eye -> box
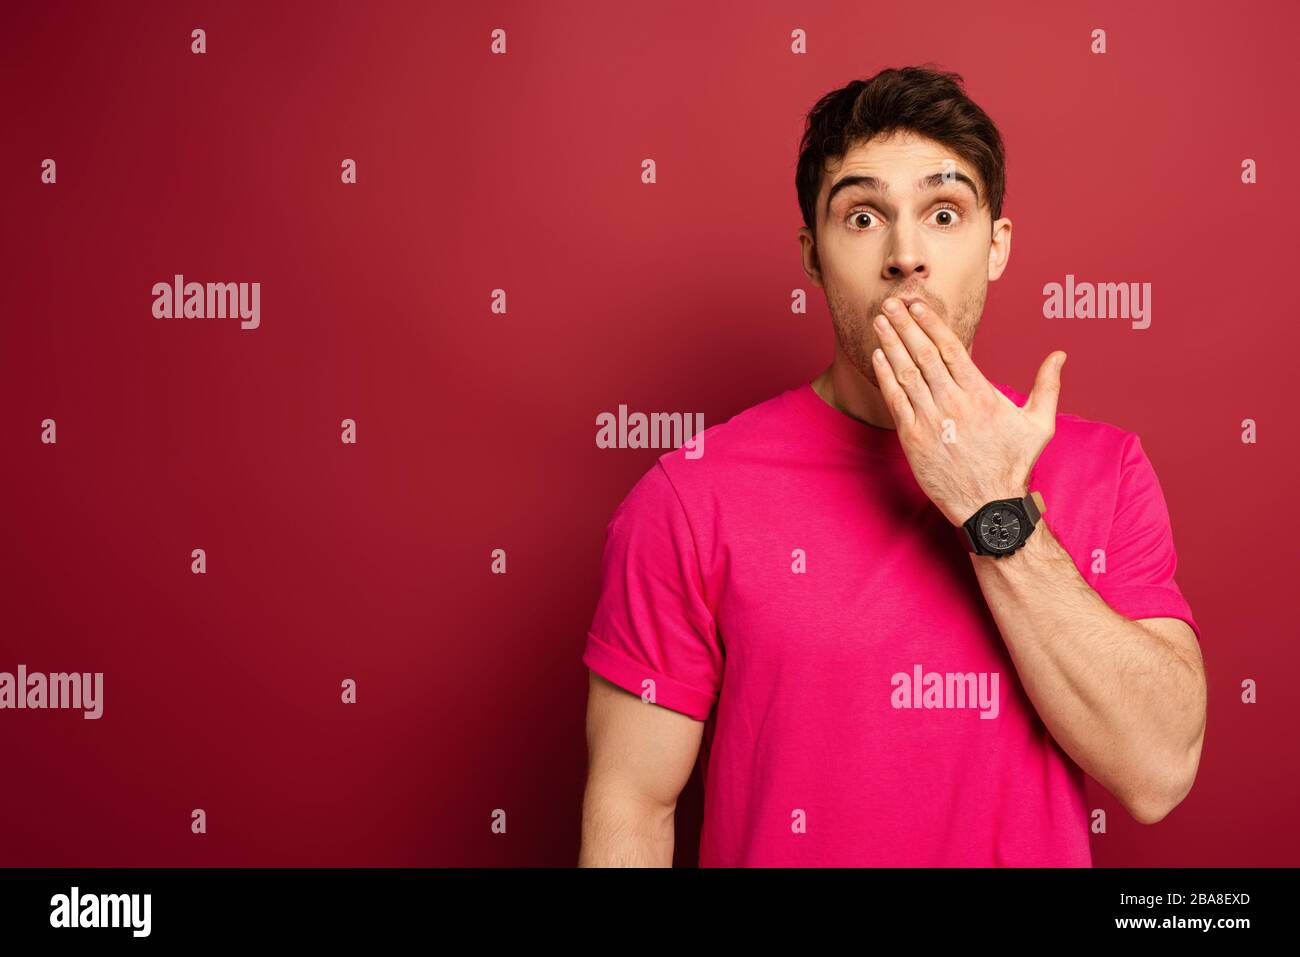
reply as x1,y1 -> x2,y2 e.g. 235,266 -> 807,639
931,205 -> 963,227
846,210 -> 876,230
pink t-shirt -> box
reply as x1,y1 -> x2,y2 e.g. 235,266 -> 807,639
583,379 -> 1200,867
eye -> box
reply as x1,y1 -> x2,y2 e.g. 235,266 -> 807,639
845,209 -> 877,230
845,204 -> 964,231
931,204 -> 963,228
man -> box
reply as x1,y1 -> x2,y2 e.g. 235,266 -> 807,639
578,65 -> 1206,867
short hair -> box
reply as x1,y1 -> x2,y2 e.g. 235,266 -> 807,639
795,65 -> 1007,239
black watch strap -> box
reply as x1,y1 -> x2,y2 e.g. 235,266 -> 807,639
962,490 -> 1046,556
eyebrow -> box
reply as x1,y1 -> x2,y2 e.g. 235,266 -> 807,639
825,171 -> 981,218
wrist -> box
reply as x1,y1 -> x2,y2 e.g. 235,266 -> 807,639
969,514 -> 1052,566
952,482 -> 1030,527
957,488 -> 1046,557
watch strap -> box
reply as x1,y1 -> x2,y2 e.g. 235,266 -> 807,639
962,489 -> 1046,556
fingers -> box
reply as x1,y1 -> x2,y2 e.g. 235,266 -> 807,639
879,298 -> 960,400
874,308 -> 938,422
903,300 -> 986,393
1024,351 -> 1066,429
872,346 -> 915,429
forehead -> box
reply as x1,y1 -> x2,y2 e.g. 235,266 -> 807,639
822,130 -> 975,200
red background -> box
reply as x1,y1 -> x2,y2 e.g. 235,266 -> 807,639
1,0 -> 1296,866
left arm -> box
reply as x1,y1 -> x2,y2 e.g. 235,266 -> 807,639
969,518 -> 1206,824
869,295 -> 1206,824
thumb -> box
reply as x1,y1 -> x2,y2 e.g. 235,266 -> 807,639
1025,351 -> 1065,427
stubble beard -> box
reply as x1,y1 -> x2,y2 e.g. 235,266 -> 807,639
825,281 -> 987,390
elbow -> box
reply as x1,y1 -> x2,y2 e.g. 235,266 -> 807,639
1128,793 -> 1177,826
1127,735 -> 1204,826
1126,777 -> 1185,826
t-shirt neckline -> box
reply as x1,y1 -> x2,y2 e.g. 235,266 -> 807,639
792,381 -> 906,456
792,379 -> 1022,456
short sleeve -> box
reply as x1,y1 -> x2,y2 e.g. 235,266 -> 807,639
1093,433 -> 1201,641
583,461 -> 724,721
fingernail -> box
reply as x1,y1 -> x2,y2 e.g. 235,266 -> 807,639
908,302 -> 924,317
883,298 -> 901,314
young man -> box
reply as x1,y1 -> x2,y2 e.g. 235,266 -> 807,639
579,66 -> 1206,867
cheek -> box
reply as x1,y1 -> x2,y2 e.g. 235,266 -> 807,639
827,273 -> 876,316
821,241 -> 877,288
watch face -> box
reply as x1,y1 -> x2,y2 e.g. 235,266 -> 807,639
976,503 -> 1024,553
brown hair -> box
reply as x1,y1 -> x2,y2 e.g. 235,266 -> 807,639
795,65 -> 1006,238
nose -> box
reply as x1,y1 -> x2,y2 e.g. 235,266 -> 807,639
882,221 -> 928,282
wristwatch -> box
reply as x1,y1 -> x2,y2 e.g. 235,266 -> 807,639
961,490 -> 1046,557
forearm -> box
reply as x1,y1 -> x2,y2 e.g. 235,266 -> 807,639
969,520 -> 1204,821
578,787 -> 676,867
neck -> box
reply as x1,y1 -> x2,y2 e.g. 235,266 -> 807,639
810,349 -> 897,431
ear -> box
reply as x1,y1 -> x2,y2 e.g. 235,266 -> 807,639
987,216 -> 1012,281
798,226 -> 824,288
